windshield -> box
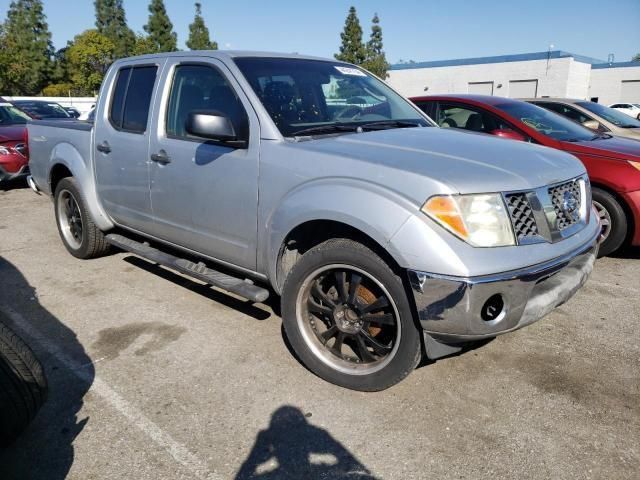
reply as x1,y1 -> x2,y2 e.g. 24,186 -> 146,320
233,57 -> 429,137
496,101 -> 596,142
15,101 -> 71,119
578,102 -> 640,128
0,102 -> 30,125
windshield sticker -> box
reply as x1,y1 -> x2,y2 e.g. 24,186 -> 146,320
335,66 -> 367,77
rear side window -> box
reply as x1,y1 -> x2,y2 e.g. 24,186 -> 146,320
109,66 -> 158,133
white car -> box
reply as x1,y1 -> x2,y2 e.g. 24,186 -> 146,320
609,103 -> 640,120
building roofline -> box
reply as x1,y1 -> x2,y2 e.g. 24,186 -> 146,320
390,50 -> 606,71
592,61 -> 640,69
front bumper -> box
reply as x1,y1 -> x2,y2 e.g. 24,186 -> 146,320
407,226 -> 599,343
0,164 -> 29,182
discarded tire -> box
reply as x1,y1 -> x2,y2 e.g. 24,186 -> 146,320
0,321 -> 47,447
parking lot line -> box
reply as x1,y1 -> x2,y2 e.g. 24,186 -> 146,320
0,305 -> 223,480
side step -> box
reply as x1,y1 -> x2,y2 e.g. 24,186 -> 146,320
105,234 -> 269,303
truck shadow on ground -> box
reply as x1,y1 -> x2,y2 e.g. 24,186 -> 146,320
235,405 -> 379,480
123,256 -> 272,321
0,257 -> 93,480
0,178 -> 27,192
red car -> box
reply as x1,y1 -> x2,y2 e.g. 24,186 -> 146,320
411,94 -> 640,256
0,98 -> 30,185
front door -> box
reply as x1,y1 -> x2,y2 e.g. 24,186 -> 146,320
147,58 -> 260,271
94,61 -> 164,233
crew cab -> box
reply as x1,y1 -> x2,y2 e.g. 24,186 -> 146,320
28,52 -> 600,391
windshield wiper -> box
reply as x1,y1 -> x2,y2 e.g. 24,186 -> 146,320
359,120 -> 422,131
591,133 -> 612,140
291,124 -> 358,137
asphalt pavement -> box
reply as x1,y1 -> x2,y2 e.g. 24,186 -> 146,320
0,183 -> 638,479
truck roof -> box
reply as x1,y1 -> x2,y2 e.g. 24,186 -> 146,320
113,50 -> 341,65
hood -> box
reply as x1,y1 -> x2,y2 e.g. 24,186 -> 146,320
0,125 -> 26,143
290,127 -> 585,195
566,135 -> 640,160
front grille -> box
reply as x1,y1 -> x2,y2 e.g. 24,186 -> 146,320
549,180 -> 582,230
505,193 -> 539,242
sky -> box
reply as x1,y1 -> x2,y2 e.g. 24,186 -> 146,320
0,0 -> 639,64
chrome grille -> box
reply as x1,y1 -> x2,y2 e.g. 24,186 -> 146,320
505,193 -> 539,242
549,179 -> 582,230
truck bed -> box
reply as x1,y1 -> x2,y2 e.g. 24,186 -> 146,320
27,119 -> 94,196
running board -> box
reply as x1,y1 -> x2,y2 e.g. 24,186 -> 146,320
105,234 -> 269,303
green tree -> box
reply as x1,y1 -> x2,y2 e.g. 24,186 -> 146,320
131,33 -> 157,56
94,0 -> 135,59
0,0 -> 54,95
362,13 -> 390,78
186,2 -> 217,50
334,6 -> 366,65
633,53 -> 640,62
143,0 -> 178,53
67,29 -> 115,95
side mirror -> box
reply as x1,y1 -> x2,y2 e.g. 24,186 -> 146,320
490,128 -> 526,142
581,119 -> 601,131
186,111 -> 246,147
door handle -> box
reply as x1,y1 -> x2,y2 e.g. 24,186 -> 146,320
96,141 -> 111,154
150,150 -> 171,165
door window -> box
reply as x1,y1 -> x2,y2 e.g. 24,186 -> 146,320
436,103 -> 512,133
537,103 -> 592,125
166,64 -> 248,140
109,65 -> 158,133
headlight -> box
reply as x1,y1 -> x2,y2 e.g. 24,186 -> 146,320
0,146 -> 12,155
421,193 -> 515,247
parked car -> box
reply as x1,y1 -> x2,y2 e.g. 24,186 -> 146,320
525,98 -> 640,141
78,106 -> 95,122
412,94 -> 640,256
12,100 -> 73,120
0,97 -> 30,184
609,103 -> 640,120
28,52 -> 599,391
64,106 -> 81,118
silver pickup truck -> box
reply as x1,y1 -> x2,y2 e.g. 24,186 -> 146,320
27,51 -> 600,391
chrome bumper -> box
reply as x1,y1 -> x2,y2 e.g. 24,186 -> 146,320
408,228 -> 599,342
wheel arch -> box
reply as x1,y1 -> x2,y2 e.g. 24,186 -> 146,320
590,181 -> 636,243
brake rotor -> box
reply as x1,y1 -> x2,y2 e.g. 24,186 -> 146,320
356,284 -> 382,336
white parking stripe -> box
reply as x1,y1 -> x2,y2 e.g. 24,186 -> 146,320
1,305 -> 222,480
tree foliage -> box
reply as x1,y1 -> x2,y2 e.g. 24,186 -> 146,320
362,13 -> 390,78
0,0 -> 54,95
186,2 -> 217,50
94,0 -> 135,59
67,29 -> 115,95
143,0 -> 178,53
633,53 -> 640,62
334,6 -> 366,65
130,33 -> 157,56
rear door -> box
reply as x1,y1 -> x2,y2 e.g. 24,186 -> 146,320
94,61 -> 165,233
147,57 -> 260,270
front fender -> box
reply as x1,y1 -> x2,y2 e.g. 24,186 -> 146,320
48,143 -> 114,231
263,178 -> 421,291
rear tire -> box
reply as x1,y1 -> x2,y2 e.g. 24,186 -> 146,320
54,177 -> 111,259
281,239 -> 422,391
0,321 -> 48,447
592,187 -> 627,257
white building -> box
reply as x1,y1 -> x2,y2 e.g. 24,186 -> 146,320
386,51 -> 640,105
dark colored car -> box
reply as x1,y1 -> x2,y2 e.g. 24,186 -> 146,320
12,100 -> 73,120
411,94 -> 640,256
0,98 -> 30,183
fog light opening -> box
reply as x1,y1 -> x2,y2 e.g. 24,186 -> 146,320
481,294 -> 505,323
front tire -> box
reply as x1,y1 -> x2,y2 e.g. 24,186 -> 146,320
54,177 -> 110,259
281,239 -> 422,391
592,187 -> 627,257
